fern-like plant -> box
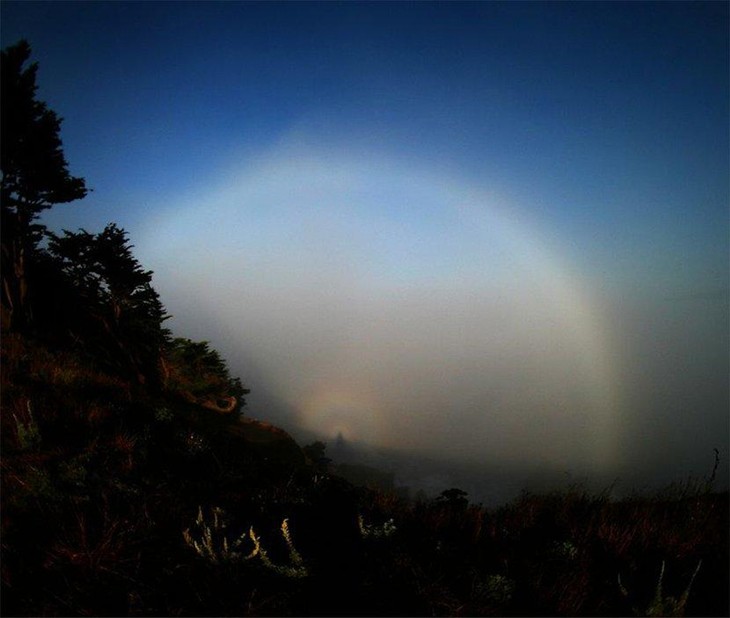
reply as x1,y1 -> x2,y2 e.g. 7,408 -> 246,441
182,506 -> 255,565
183,508 -> 308,577
251,518 -> 308,578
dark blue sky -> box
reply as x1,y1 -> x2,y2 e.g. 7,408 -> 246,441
3,2 -> 726,237
2,1 -> 728,490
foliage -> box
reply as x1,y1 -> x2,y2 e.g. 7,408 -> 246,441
1,40 -> 87,331
252,518 -> 309,578
183,506 -> 257,564
165,337 -> 249,410
46,224 -> 167,331
43,223 -> 169,383
0,40 -> 87,214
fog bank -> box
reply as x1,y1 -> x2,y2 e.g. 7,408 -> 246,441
136,145 -> 729,500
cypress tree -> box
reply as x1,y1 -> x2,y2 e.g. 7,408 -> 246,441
1,40 -> 87,331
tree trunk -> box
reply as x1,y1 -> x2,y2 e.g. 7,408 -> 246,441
1,211 -> 32,332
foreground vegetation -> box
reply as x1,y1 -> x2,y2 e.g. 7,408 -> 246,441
2,40 -> 728,616
2,333 -> 728,616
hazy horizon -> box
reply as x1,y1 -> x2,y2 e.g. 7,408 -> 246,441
3,1 -> 727,501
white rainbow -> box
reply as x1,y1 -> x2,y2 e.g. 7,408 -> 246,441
138,143 -> 622,474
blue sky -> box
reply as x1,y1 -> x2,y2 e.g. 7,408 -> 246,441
3,1 -> 728,495
4,1 -> 727,292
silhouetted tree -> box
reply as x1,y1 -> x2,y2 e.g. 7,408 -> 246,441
436,487 -> 469,510
303,441 -> 332,474
1,40 -> 87,331
46,224 -> 168,384
303,441 -> 328,463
